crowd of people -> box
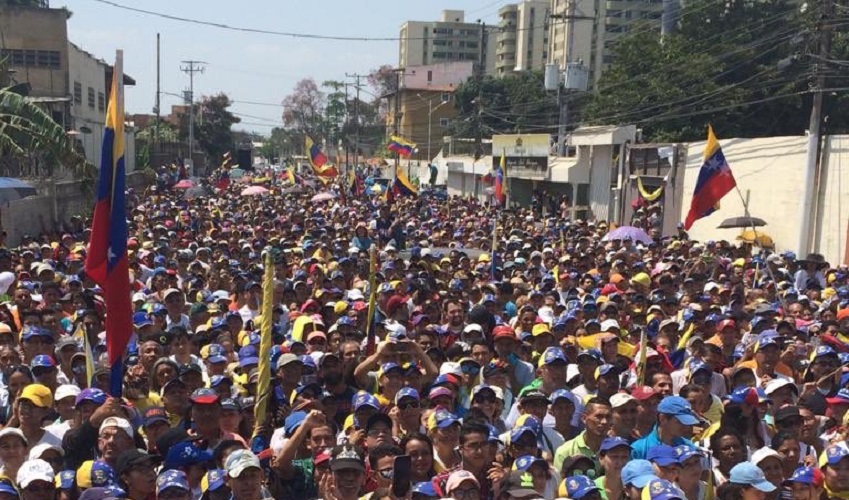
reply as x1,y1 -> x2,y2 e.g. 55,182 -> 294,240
0,165 -> 843,500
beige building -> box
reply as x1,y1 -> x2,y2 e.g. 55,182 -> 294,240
495,0 -> 550,77
548,0 -> 662,86
399,10 -> 496,75
386,62 -> 475,163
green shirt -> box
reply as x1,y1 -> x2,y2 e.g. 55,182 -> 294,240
553,431 -> 600,475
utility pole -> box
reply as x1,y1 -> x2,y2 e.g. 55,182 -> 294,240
549,7 -> 593,156
474,21 -> 486,160
344,83 -> 350,171
180,60 -> 206,171
154,33 -> 161,155
345,73 -> 365,172
797,0 -> 833,255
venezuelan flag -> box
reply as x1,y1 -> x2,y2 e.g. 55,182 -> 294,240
684,125 -> 737,229
495,151 -> 506,205
388,135 -> 416,158
393,166 -> 418,197
305,136 -> 328,169
84,51 -> 133,397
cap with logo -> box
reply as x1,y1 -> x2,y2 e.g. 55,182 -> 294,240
657,396 -> 699,425
224,449 -> 261,478
156,470 -> 190,496
330,445 -> 365,472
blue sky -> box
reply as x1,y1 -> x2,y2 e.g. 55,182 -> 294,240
63,0 -> 501,134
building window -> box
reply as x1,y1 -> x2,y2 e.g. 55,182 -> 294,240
87,87 -> 95,109
427,70 -> 433,82
441,93 -> 451,103
0,49 -> 60,69
97,92 -> 105,112
73,82 -> 82,105
439,118 -> 450,128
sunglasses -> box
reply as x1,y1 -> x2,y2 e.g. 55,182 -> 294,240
461,364 -> 480,375
398,401 -> 420,410
474,395 -> 497,404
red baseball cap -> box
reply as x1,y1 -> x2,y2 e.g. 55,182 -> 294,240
632,386 -> 658,401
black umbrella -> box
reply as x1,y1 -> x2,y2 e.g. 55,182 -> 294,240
717,216 -> 767,229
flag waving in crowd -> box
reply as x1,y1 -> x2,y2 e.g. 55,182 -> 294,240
684,125 -> 737,229
83,51 -> 132,397
388,135 -> 416,158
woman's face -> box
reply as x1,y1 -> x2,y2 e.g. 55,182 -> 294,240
716,435 -> 745,469
777,438 -> 800,474
0,435 -> 26,465
7,371 -> 31,400
759,457 -> 785,487
155,364 -> 176,388
405,439 -> 433,480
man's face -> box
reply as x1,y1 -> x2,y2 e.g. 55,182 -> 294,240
372,455 -> 394,489
651,374 -> 674,396
827,458 -> 849,492
308,426 -> 335,451
612,402 -> 638,433
583,403 -> 612,437
756,345 -> 780,373
98,427 -> 133,463
228,468 -> 263,500
333,469 -> 365,499
460,432 -> 491,472
445,303 -> 463,327
540,362 -> 568,388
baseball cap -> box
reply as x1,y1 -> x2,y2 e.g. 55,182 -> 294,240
164,441 -> 212,469
786,466 -> 824,487
647,445 -> 681,467
509,426 -> 538,443
826,388 -> 849,406
726,386 -> 761,405
822,443 -> 849,466
512,455 -> 548,472
75,460 -> 117,489
330,445 -> 365,472
54,384 -> 81,402
427,407 -> 460,430
0,428 -> 26,447
224,449 -> 261,478
17,458 -> 55,489
202,344 -> 227,364
673,445 -> 703,463
276,353 -> 302,370
19,384 -> 53,409
445,469 -> 479,494
156,470 -> 190,496
201,469 -> 226,494
395,387 -> 420,404
519,389 -> 550,404
190,388 -> 220,405
752,447 -> 783,467
500,470 -> 539,498
641,478 -> 686,500
99,417 -> 134,440
600,436 -> 631,454
610,393 -> 637,409
621,459 -> 657,488
143,407 -> 169,427
729,462 -> 777,492
538,346 -> 568,367
632,386 -> 658,400
352,391 -> 381,412
565,475 -> 601,499
56,470 -> 75,490
657,396 -> 699,425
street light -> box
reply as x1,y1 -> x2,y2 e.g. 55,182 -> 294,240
417,94 -> 448,164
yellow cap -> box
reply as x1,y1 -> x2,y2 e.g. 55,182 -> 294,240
532,324 -> 552,337
478,253 -> 491,263
334,301 -> 348,314
20,384 -> 52,409
631,272 -> 651,288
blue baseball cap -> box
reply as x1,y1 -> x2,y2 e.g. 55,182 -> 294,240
395,387 -> 420,404
157,470 -> 190,495
642,478 -> 686,500
203,469 -> 226,492
57,470 -> 75,490
75,388 -> 107,406
428,407 -> 460,430
729,462 -> 777,492
21,326 -> 52,341
204,344 -> 227,364
509,426 -> 538,443
352,391 -> 380,412
237,345 -> 259,367
673,445 -> 703,463
539,346 -> 568,366
755,330 -> 781,352
824,443 -> 849,466
412,481 -> 437,496
621,460 -> 658,488
600,436 -> 631,454
164,442 -> 213,470
30,354 -> 56,370
133,311 -> 153,327
726,386 -> 761,406
647,445 -> 681,467
786,466 -> 824,486
284,411 -> 307,437
513,455 -> 547,472
657,396 -> 699,425
565,475 -> 600,499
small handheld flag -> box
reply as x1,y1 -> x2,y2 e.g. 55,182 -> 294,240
684,126 -> 737,229
388,136 -> 416,158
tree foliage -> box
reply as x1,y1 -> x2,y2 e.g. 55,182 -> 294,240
581,0 -> 849,141
195,93 -> 240,163
449,71 -> 559,138
135,119 -> 179,143
281,78 -> 325,136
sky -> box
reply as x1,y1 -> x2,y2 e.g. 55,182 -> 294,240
63,0 -> 502,134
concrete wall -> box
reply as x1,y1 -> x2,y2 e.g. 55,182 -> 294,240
680,135 -> 810,256
0,6 -> 69,99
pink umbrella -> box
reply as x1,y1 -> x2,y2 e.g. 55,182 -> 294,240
311,192 -> 336,203
174,179 -> 193,189
240,185 -> 269,196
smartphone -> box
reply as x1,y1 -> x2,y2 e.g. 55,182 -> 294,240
391,455 -> 412,498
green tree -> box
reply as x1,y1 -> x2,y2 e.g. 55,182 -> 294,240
195,93 -> 240,164
583,0 -> 817,141
0,87 -> 87,178
449,71 -> 559,138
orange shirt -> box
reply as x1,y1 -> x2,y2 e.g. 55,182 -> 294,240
737,359 -> 794,378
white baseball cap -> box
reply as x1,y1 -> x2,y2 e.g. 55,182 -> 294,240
54,384 -> 81,402
225,449 -> 261,478
610,393 -> 638,409
0,427 -> 26,446
17,459 -> 54,489
600,319 -> 620,333
100,417 -> 134,440
28,443 -> 63,461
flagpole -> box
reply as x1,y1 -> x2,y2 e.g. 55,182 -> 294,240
731,184 -> 784,306
364,245 -> 378,356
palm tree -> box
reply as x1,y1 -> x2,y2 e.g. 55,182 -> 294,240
0,87 -> 90,180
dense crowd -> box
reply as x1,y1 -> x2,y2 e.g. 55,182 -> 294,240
0,166 -> 843,500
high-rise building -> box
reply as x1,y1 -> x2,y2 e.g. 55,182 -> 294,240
399,10 -> 496,75
548,0 -> 663,87
495,0 -> 550,77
